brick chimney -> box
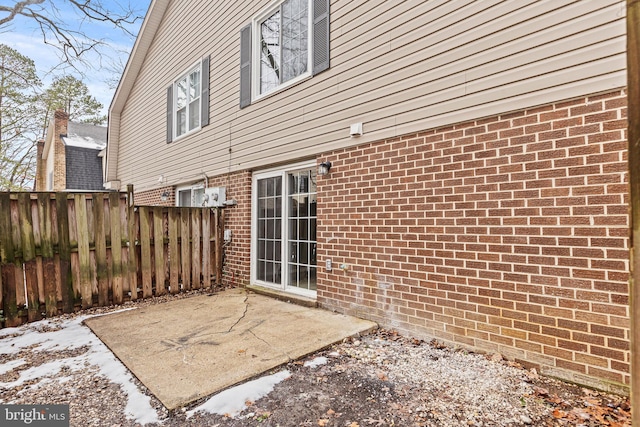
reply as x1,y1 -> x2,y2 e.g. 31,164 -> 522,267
34,139 -> 45,191
52,110 -> 69,191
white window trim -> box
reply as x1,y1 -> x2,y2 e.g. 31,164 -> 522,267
251,160 -> 317,298
172,60 -> 203,141
175,182 -> 205,207
251,0 -> 314,102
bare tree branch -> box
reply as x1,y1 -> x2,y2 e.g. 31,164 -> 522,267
0,0 -> 44,26
0,0 -> 145,69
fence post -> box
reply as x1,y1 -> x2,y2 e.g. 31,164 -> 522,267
127,185 -> 138,300
216,208 -> 224,284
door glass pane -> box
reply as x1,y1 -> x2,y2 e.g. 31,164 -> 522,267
256,176 -> 282,285
286,168 -> 317,291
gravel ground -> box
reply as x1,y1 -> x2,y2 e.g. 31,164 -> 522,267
0,291 -> 631,427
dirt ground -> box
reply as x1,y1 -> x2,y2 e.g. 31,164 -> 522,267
175,330 -> 631,427
0,290 -> 632,427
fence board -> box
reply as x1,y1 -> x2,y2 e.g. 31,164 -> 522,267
180,208 -> 191,290
31,199 -> 44,304
75,195 -> 92,309
169,208 -> 180,294
10,198 -> 25,309
93,194 -> 109,306
109,192 -> 124,304
139,207 -> 153,298
38,194 -> 57,317
0,193 -> 18,327
56,194 -> 75,313
153,207 -> 166,295
191,210 -> 202,289
0,190 -> 222,329
18,193 -> 40,322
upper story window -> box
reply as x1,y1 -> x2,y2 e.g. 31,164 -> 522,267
166,56 -> 210,143
258,0 -> 311,95
175,64 -> 201,137
239,0 -> 330,108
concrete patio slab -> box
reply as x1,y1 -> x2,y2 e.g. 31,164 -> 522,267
84,288 -> 377,410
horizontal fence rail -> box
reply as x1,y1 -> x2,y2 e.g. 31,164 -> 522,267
0,188 -> 223,328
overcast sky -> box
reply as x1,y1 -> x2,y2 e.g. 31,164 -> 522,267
0,0 -> 152,115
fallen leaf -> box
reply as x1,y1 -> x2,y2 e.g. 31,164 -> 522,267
376,371 -> 388,381
533,386 -> 549,397
349,422 -> 360,427
364,417 -> 385,426
553,409 -> 567,419
317,419 -> 329,427
326,409 -> 335,416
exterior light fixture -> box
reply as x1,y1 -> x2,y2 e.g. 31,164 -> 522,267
318,161 -> 332,176
160,191 -> 170,202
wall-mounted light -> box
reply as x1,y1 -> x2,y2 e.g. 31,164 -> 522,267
318,161 -> 332,176
160,191 -> 170,202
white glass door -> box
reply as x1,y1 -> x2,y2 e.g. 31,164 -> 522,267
253,165 -> 317,296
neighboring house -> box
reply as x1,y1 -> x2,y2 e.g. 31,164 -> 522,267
105,0 -> 630,394
36,110 -> 106,191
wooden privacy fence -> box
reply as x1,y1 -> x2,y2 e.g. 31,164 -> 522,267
0,188 -> 223,328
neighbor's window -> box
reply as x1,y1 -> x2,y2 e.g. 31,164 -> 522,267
176,184 -> 205,207
258,0 -> 311,95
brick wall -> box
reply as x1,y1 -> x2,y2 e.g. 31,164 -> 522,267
316,89 -> 630,394
133,170 -> 252,288
134,186 -> 175,206
208,171 -> 252,288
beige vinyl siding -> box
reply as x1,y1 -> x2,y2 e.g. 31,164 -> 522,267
113,0 -> 626,192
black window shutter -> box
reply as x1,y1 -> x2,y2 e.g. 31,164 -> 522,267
166,85 -> 173,143
239,24 -> 252,109
201,55 -> 210,127
312,0 -> 330,75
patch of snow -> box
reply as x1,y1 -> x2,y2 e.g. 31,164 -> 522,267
304,356 -> 328,368
62,135 -> 106,150
0,359 -> 26,375
186,370 -> 291,419
0,356 -> 85,388
0,311 -> 160,425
